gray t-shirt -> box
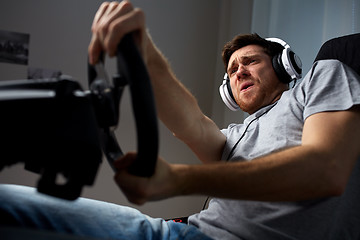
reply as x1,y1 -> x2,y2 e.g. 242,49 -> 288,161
188,60 -> 360,240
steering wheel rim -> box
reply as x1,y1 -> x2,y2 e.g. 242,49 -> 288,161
89,34 -> 159,177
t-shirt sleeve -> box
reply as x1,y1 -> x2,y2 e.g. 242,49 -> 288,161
301,59 -> 360,120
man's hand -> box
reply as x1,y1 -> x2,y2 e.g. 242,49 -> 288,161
113,153 -> 181,205
88,1 -> 148,65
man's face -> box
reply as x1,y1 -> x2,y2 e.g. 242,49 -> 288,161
227,44 -> 288,114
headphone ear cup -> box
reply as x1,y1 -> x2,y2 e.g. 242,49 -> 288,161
219,74 -> 240,111
284,48 -> 302,80
272,54 -> 292,84
266,37 -> 302,82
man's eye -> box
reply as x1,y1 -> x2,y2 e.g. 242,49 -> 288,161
249,59 -> 257,64
244,59 -> 256,65
229,68 -> 237,75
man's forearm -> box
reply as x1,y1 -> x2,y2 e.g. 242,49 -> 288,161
170,105 -> 360,202
144,37 -> 226,164
145,38 -> 204,141
172,145 -> 347,202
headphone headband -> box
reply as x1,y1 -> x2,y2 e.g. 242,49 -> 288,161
266,37 -> 290,49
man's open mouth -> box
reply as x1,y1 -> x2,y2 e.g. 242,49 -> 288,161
240,82 -> 254,91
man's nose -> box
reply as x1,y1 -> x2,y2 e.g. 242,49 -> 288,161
236,65 -> 249,78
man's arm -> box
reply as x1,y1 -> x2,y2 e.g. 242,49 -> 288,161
144,39 -> 226,163
88,1 -> 225,164
177,106 -> 360,201
115,106 -> 360,204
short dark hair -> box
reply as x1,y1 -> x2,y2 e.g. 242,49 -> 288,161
221,33 -> 284,71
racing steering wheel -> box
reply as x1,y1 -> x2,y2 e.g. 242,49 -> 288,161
88,33 -> 159,177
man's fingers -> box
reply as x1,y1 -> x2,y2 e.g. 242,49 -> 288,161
89,1 -> 144,62
113,152 -> 137,170
104,8 -> 145,57
91,1 -> 111,32
88,35 -> 102,65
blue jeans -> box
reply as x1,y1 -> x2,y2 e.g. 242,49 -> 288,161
0,184 -> 213,240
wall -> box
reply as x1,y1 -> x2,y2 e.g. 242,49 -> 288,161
251,0 -> 360,75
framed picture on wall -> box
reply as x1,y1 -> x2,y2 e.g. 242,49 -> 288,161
0,30 -> 30,65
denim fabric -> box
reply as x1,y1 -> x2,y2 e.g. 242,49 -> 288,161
0,184 -> 212,240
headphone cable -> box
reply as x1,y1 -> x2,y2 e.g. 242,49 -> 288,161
226,102 -> 277,161
201,102 -> 278,210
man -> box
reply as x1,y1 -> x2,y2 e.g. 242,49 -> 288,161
1,1 -> 360,239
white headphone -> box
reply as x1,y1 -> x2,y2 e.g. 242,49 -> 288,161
219,37 -> 302,111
